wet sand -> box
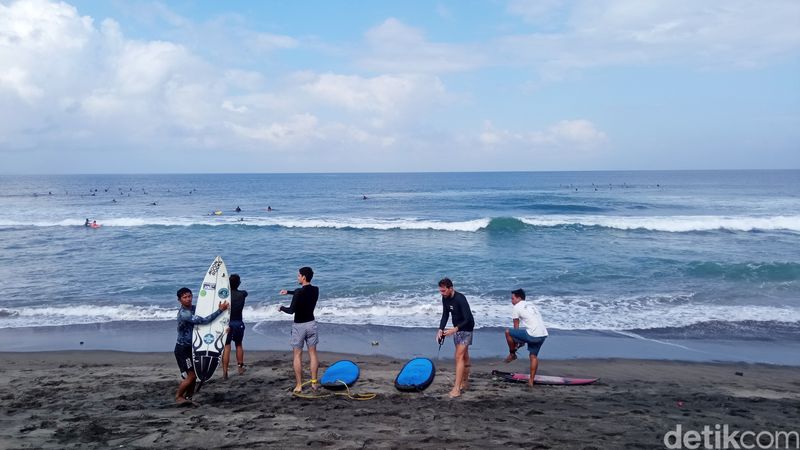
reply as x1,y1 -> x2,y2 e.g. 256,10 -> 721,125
1,350 -> 798,449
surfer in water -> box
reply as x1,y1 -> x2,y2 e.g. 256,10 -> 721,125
278,267 -> 320,393
174,287 -> 229,405
84,218 -> 90,227
222,274 -> 248,380
503,289 -> 548,388
436,278 -> 475,398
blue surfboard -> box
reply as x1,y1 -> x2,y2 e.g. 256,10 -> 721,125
394,357 -> 435,392
320,360 -> 360,390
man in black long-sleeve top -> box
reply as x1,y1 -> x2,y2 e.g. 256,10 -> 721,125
436,277 -> 474,398
278,266 -> 320,393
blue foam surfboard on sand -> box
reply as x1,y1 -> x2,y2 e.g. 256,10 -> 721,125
320,360 -> 360,390
492,370 -> 598,385
394,357 -> 435,391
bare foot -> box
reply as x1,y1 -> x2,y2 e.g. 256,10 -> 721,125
448,389 -> 461,398
176,398 -> 192,406
292,385 -> 303,393
237,365 -> 246,375
504,353 -> 517,363
461,381 -> 470,391
222,371 -> 228,381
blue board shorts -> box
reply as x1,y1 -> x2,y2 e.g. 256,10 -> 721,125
226,320 -> 245,345
291,320 -> 319,349
508,328 -> 547,356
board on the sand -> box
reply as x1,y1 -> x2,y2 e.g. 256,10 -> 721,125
320,360 -> 360,390
492,370 -> 598,385
192,256 -> 231,385
394,357 -> 435,392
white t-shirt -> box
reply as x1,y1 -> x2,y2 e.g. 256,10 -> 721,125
512,300 -> 548,337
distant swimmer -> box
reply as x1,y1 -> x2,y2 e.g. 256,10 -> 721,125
267,206 -> 272,212
112,199 -> 117,203
235,206 -> 241,213
362,195 -> 368,200
84,218 -> 90,227
150,202 -> 158,206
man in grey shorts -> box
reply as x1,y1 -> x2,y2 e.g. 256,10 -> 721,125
278,267 -> 320,393
436,277 -> 475,398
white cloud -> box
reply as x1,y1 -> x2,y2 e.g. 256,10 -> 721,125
248,32 -> 298,52
1,0 -> 793,172
502,0 -> 800,70
479,119 -> 608,150
227,114 -> 320,146
301,72 -> 446,116
507,0 -> 568,26
359,18 -> 485,73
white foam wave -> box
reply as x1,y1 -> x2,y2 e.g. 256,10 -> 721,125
0,216 -> 492,232
3,294 -> 799,331
518,215 -> 800,232
1,214 -> 798,233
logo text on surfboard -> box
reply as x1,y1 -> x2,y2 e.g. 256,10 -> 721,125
208,260 -> 223,275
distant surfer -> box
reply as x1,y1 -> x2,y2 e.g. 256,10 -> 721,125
503,289 -> 548,388
362,195 -> 368,200
222,274 -> 248,380
84,218 -> 90,227
435,278 -> 474,398
267,206 -> 272,212
278,267 -> 320,393
174,287 -> 229,405
235,206 -> 241,213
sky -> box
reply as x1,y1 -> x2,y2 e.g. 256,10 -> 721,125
0,0 -> 798,174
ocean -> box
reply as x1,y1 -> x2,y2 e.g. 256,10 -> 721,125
0,170 -> 798,358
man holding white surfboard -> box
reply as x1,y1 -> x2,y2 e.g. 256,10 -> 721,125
174,287 -> 229,405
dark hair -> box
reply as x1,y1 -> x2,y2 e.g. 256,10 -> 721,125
511,288 -> 526,300
230,274 -> 241,290
299,266 -> 314,282
438,277 -> 453,288
176,287 -> 192,298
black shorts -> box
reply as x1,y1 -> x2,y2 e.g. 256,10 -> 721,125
226,320 -> 246,345
174,343 -> 193,378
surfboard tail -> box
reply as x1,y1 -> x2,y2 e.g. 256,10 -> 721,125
193,350 -> 221,383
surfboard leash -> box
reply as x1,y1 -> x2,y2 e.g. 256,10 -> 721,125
289,379 -> 377,401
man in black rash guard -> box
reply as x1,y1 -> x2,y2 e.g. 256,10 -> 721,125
436,277 -> 475,398
278,266 -> 320,393
222,274 -> 248,380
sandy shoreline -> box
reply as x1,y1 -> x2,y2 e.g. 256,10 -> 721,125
3,321 -> 798,365
1,350 -> 798,449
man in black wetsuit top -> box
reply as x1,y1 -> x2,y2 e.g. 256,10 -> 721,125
436,277 -> 475,398
278,266 -> 320,393
222,273 -> 248,380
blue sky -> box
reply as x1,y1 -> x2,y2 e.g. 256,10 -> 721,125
1,0 -> 798,173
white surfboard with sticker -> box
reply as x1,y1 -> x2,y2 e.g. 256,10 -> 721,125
192,255 -> 231,385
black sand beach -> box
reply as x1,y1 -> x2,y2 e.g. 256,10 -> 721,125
1,350 -> 798,449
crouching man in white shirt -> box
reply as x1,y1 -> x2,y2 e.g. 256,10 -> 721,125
504,288 -> 548,388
